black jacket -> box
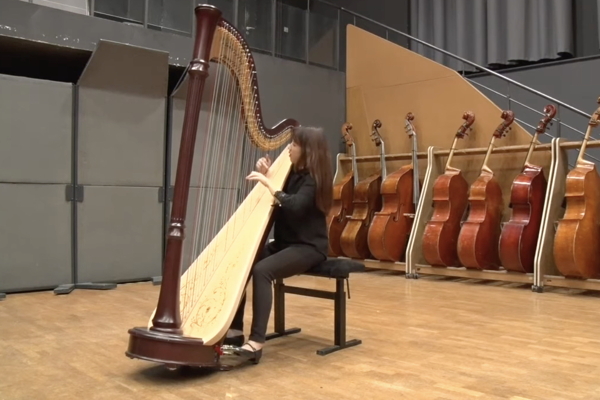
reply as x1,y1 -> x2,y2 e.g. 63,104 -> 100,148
273,169 -> 328,256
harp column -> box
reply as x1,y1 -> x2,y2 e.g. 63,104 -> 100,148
150,6 -> 222,335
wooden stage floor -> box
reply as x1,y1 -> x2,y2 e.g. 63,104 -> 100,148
2,270 -> 600,400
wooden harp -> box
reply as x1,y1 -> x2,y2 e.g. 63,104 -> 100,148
125,5 -> 298,368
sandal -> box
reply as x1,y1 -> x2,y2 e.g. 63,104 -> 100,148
233,342 -> 263,364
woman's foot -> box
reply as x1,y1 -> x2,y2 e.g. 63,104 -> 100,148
241,340 -> 263,352
234,341 -> 263,364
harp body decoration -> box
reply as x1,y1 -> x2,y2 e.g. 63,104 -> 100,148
126,5 -> 299,369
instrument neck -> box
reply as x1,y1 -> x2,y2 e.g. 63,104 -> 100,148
445,136 -> 459,172
350,145 -> 359,186
523,132 -> 539,168
481,136 -> 497,174
379,140 -> 387,179
411,134 -> 420,204
576,125 -> 593,166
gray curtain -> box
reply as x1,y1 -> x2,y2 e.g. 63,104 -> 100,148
410,0 -> 574,72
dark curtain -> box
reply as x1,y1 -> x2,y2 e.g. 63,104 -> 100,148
410,0 -> 574,72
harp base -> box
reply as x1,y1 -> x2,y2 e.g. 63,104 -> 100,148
126,326 -> 221,368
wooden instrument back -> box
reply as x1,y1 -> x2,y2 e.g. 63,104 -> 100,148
367,113 -> 418,262
422,112 -> 474,267
327,123 -> 356,257
498,105 -> 555,273
339,120 -> 384,259
553,100 -> 600,279
457,110 -> 514,270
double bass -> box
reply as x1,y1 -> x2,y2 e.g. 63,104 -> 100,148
498,105 -> 555,273
339,119 -> 384,259
457,110 -> 514,270
422,111 -> 474,267
367,113 -> 420,262
327,123 -> 357,257
553,99 -> 600,279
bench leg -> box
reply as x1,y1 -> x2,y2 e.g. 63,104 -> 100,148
315,278 -> 362,356
266,278 -> 301,341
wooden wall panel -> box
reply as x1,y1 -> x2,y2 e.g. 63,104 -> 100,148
343,25 -> 553,210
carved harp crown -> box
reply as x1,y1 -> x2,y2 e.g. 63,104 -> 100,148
126,5 -> 301,368
193,5 -> 298,148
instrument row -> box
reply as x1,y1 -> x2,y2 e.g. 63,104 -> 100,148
326,98 -> 600,281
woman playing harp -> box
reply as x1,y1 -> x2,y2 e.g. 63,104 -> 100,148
125,4 -> 326,369
226,126 -> 334,363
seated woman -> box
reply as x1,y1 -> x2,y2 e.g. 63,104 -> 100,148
225,126 -> 334,364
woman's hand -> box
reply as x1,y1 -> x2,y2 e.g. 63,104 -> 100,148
246,171 -> 276,195
246,171 -> 270,187
255,154 -> 271,174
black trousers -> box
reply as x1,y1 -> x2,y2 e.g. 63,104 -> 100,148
231,241 -> 326,343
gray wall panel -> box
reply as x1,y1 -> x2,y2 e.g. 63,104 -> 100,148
0,184 -> 71,292
0,0 -> 192,67
0,74 -> 72,184
78,88 -> 166,186
253,54 -> 346,163
78,40 -> 169,98
77,186 -> 162,283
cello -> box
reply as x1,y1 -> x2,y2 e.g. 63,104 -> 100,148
422,111 -> 474,267
339,119 -> 384,259
553,99 -> 600,279
367,113 -> 420,262
457,110 -> 514,270
327,123 -> 357,257
498,105 -> 555,273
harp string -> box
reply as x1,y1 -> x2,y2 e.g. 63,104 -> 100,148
182,30 -> 225,318
181,30 -> 251,322
179,57 -> 218,318
176,26 -> 292,324
194,34 -> 233,317
211,34 -> 245,283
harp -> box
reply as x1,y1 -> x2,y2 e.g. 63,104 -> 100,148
125,4 -> 298,369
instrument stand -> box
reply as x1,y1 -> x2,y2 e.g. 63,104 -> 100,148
152,276 -> 162,286
404,213 -> 419,280
531,285 -> 544,293
54,282 -> 117,295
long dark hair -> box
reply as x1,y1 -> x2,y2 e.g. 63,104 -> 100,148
291,126 -> 333,214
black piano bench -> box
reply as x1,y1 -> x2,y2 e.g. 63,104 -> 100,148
265,257 -> 365,356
